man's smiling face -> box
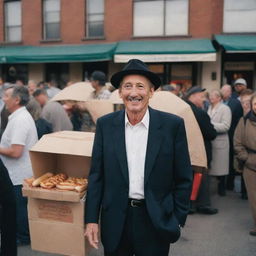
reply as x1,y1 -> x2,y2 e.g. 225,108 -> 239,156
119,74 -> 154,115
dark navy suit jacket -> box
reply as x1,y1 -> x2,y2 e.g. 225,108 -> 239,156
85,107 -> 192,252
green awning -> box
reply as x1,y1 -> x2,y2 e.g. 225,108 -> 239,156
0,43 -> 117,63
114,39 -> 216,63
214,35 -> 256,53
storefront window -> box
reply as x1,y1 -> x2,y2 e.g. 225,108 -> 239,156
223,0 -> 256,33
86,0 -> 104,38
170,64 -> 193,91
148,64 -> 165,83
224,62 -> 254,89
43,0 -> 61,40
83,61 -> 108,81
133,0 -> 188,37
45,63 -> 69,89
4,0 -> 22,42
2,64 -> 28,84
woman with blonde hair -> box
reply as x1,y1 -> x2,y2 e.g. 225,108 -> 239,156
207,89 -> 232,196
234,93 -> 256,236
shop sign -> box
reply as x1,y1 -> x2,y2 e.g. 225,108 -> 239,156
224,62 -> 254,71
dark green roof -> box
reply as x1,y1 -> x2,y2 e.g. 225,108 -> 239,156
214,35 -> 256,52
0,39 -> 217,64
0,43 -> 117,63
115,39 -> 216,55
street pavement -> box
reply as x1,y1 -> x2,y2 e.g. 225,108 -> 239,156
12,178 -> 256,255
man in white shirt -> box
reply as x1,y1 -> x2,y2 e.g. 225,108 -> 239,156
0,85 -> 38,245
85,59 -> 192,256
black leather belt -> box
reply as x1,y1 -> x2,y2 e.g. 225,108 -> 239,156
128,198 -> 145,208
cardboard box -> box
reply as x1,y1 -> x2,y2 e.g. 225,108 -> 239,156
23,131 -> 94,256
28,198 -> 89,256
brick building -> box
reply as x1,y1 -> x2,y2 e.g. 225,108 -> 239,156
0,0 -> 255,90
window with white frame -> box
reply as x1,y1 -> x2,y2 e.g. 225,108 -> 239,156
86,0 -> 104,38
223,0 -> 256,33
4,0 -> 22,42
43,0 -> 61,40
133,0 -> 188,37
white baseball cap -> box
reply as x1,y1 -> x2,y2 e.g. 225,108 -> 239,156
234,78 -> 247,86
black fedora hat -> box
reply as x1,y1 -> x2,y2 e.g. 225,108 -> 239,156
110,59 -> 161,90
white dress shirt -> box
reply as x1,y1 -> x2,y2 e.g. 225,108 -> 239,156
125,109 -> 149,199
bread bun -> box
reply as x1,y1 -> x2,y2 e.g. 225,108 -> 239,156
32,172 -> 54,187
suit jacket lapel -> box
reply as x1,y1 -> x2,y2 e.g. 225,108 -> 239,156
113,110 -> 129,185
144,108 -> 163,184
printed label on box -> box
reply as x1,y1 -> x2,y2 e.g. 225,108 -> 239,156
38,201 -> 73,223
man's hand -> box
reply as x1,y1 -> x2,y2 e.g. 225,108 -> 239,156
84,223 -> 99,249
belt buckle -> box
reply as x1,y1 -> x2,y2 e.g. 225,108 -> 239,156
131,200 -> 138,207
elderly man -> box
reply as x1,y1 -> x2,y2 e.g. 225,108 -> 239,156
85,59 -> 192,256
185,86 -> 218,214
221,84 -> 243,190
0,86 -> 38,245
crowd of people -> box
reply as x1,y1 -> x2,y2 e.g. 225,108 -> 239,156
165,77 -> 256,238
0,62 -> 256,255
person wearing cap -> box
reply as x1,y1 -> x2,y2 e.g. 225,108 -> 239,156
84,59 -> 192,256
232,78 -> 247,100
184,86 -> 218,215
89,71 -> 111,100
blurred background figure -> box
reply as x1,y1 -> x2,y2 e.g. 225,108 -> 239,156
162,84 -> 178,95
0,77 -> 5,98
185,86 -> 218,215
46,80 -> 61,99
33,89 -> 73,132
89,71 -> 111,100
63,101 -> 83,131
37,81 -> 48,90
236,89 -> 254,200
232,78 -> 247,100
76,71 -> 112,132
27,80 -> 37,96
221,84 -> 243,191
202,91 -> 210,111
162,83 -> 184,97
208,89 -> 231,196
0,77 -> 6,113
175,83 -> 184,98
240,89 -> 254,116
15,79 -> 24,87
234,93 -> 256,236
26,97 -> 53,139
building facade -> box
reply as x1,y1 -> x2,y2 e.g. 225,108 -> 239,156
0,0 -> 255,90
